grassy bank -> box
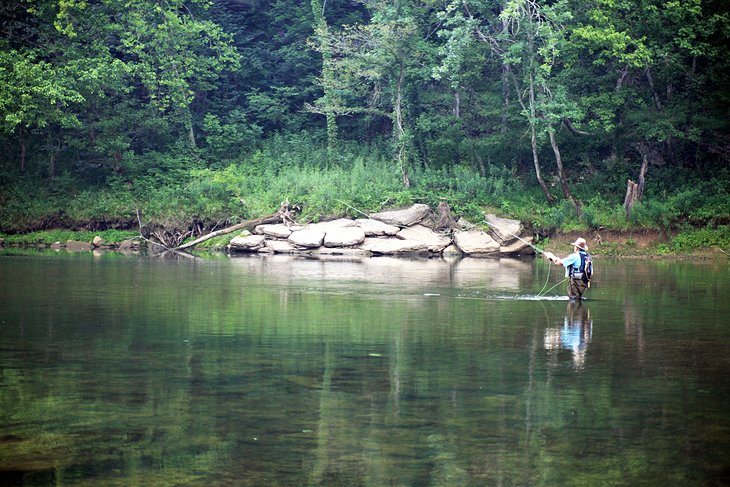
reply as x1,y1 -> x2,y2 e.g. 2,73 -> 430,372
1,137 -> 728,256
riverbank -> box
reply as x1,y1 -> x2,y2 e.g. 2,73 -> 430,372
1,225 -> 728,260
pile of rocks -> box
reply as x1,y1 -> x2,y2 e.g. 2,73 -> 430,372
228,204 -> 535,258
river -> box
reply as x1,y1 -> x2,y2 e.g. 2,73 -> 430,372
1,251 -> 729,486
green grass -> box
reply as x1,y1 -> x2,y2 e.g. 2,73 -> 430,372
0,229 -> 138,245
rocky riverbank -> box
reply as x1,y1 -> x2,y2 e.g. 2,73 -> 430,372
228,204 -> 535,258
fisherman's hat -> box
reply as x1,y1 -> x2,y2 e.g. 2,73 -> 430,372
572,237 -> 588,250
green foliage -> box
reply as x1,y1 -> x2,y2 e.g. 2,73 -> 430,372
0,228 -> 137,245
666,225 -> 730,253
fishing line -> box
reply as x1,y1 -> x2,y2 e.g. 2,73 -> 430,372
537,258 -> 552,296
538,277 -> 569,297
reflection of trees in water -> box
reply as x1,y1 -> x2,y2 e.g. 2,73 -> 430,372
623,297 -> 646,363
544,301 -> 593,368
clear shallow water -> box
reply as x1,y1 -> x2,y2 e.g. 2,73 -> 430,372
0,251 -> 729,486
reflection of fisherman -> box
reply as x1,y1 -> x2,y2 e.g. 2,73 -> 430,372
544,301 -> 593,368
544,237 -> 592,300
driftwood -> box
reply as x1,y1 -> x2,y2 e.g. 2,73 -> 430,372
174,213 -> 282,250
174,201 -> 294,251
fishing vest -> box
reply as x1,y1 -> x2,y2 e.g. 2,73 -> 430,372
570,250 -> 593,283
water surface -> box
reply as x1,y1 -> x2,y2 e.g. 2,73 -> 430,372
1,252 -> 729,486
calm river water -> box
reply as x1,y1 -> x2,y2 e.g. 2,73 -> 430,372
0,251 -> 729,486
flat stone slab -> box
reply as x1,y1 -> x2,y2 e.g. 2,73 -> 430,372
308,218 -> 358,232
484,214 -> 523,244
453,230 -> 500,255
265,239 -> 298,253
229,234 -> 266,251
288,228 -> 325,248
500,236 -> 535,255
370,204 -> 430,226
256,223 -> 298,238
324,226 -> 366,247
396,224 -> 451,252
355,218 -> 400,236
359,237 -> 429,255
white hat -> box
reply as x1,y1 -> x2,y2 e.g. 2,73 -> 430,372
572,237 -> 588,250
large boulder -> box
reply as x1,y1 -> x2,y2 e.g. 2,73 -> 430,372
359,238 -> 428,255
395,224 -> 451,252
484,214 -> 523,244
288,228 -> 325,248
324,226 -> 366,247
453,230 -> 500,255
229,234 -> 266,251
355,218 -> 401,236
370,204 -> 431,227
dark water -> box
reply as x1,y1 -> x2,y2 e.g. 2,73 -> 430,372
0,251 -> 729,486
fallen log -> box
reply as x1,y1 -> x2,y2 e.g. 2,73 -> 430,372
174,213 -> 282,251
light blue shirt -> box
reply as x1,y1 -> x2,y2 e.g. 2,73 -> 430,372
561,252 -> 581,277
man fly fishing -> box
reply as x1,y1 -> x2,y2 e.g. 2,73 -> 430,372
544,238 -> 593,300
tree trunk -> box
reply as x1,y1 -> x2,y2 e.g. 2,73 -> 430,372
19,126 -> 26,172
624,154 -> 649,218
548,128 -> 582,216
527,75 -> 555,204
174,213 -> 283,251
311,0 -> 337,165
394,62 -> 410,188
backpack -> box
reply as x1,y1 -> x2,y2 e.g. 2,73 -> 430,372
570,250 -> 593,284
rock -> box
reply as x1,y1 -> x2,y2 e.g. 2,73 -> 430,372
395,224 -> 451,252
229,234 -> 266,251
359,238 -> 429,255
51,241 -> 62,250
92,236 -> 105,247
500,236 -> 535,255
442,244 -> 463,257
324,226 -> 366,247
66,240 -> 92,252
453,230 -> 500,255
370,203 -> 431,227
264,239 -> 298,253
355,218 -> 401,236
118,239 -> 137,251
308,218 -> 358,232
257,223 -> 297,238
288,228 -> 325,248
484,214 -> 523,244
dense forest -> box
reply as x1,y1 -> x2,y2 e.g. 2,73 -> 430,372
1,0 -> 728,249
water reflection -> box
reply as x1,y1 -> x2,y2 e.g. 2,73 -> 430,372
228,254 -> 534,294
544,301 -> 593,368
